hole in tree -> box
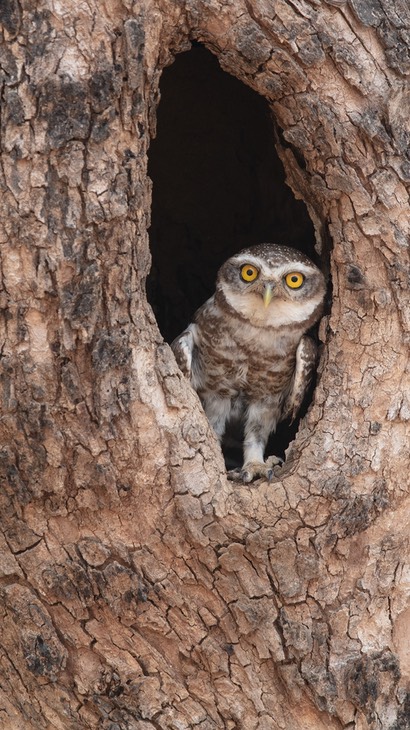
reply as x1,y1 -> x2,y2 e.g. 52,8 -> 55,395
147,44 -> 321,468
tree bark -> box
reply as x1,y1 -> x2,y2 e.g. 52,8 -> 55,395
0,1 -> 409,729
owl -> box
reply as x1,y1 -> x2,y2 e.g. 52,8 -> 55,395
172,243 -> 326,483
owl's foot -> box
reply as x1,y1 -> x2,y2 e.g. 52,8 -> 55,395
227,455 -> 283,484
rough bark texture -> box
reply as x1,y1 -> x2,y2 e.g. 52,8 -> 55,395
0,1 -> 409,729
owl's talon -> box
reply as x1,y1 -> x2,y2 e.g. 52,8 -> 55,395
227,457 -> 283,484
227,467 -> 244,482
266,455 -> 284,469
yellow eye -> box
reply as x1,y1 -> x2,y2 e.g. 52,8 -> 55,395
241,264 -> 259,282
285,272 -> 304,289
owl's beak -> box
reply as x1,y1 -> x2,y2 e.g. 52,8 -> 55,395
263,283 -> 274,308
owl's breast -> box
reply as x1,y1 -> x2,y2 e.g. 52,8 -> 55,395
195,307 -> 297,401
196,336 -> 249,396
244,348 -> 295,400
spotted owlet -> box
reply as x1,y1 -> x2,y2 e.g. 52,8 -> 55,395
172,243 -> 326,483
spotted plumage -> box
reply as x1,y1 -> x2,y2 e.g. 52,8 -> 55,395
172,243 -> 326,483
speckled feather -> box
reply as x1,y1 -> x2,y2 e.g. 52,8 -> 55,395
172,243 -> 326,482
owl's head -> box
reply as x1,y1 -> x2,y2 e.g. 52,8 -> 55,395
216,243 -> 326,328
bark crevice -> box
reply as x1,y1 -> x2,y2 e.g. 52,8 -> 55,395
0,1 -> 408,729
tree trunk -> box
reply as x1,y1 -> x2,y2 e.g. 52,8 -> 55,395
0,1 -> 409,729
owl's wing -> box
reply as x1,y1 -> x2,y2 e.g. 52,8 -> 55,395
171,327 -> 196,380
281,335 -> 318,423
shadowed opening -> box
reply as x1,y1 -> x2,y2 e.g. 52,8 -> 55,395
147,44 -> 320,463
